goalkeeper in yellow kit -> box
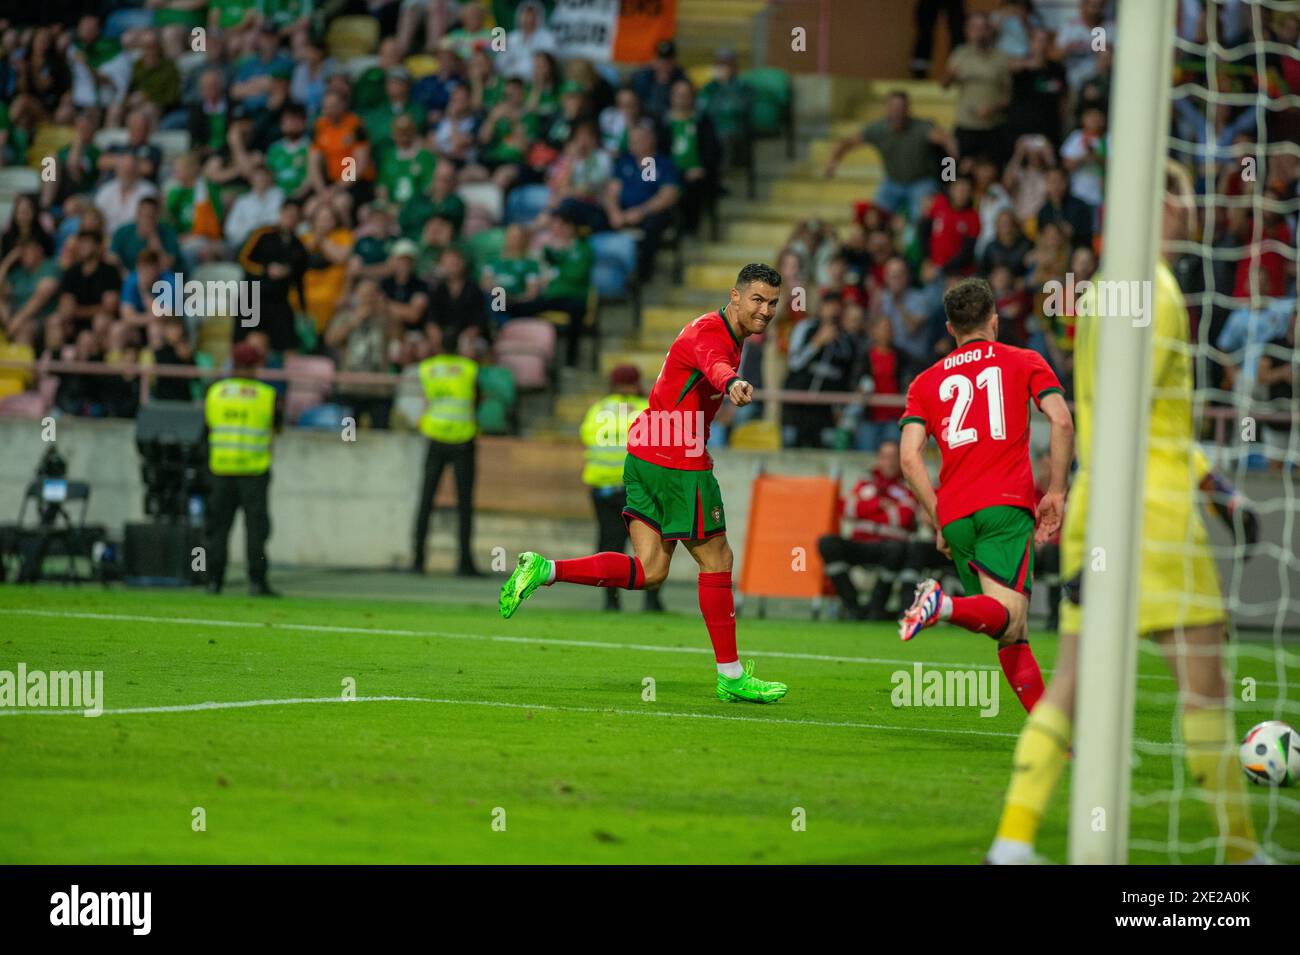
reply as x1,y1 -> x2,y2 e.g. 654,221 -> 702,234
986,161 -> 1263,865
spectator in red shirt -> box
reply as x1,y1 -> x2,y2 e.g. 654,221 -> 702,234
817,440 -> 944,619
1232,188 -> 1294,300
922,175 -> 981,274
850,315 -> 906,450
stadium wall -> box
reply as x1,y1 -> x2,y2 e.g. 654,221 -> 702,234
1,417 -> 1296,628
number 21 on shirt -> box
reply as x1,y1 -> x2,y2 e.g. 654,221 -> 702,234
940,366 -> 1005,448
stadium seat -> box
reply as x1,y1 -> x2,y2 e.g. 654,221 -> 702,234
495,352 -> 548,392
0,391 -> 51,419
686,64 -> 714,90
404,54 -> 440,79
104,8 -> 154,40
457,182 -> 504,224
743,67 -> 795,157
343,54 -> 380,80
590,232 -> 636,292
284,354 -> 335,424
495,318 -> 556,362
0,166 -> 40,199
27,124 -> 75,169
192,262 -> 244,287
504,184 -> 551,224
297,403 -> 351,430
589,230 -> 641,329
727,419 -> 781,450
151,130 -> 192,165
326,15 -> 381,62
93,128 -> 131,152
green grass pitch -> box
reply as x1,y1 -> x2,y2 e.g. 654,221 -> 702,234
1,586 -> 1296,864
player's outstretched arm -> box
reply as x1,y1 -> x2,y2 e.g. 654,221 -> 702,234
1036,392 -> 1074,543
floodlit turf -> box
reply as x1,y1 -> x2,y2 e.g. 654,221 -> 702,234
0,586 -> 1296,864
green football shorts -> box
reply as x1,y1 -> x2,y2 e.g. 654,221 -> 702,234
941,505 -> 1036,597
622,454 -> 727,541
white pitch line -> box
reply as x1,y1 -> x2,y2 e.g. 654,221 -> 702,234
0,607 -> 1292,687
0,693 -> 1024,739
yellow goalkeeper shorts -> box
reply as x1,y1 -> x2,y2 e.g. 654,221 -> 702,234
1059,464 -> 1224,636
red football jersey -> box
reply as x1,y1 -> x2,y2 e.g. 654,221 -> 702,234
901,339 -> 1063,527
627,305 -> 744,471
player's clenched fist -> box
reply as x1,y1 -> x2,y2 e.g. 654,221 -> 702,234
728,379 -> 754,406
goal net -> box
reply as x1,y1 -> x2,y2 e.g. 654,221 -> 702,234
1070,0 -> 1300,863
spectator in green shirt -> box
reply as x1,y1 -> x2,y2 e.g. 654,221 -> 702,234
500,208 -> 592,365
209,0 -> 259,33
265,103 -> 313,199
400,161 -> 466,241
0,237 -> 62,342
362,68 -> 426,166
378,115 -> 437,206
43,111 -> 102,209
111,196 -> 182,272
480,224 -> 541,320
666,79 -> 722,236
130,31 -> 182,114
697,48 -> 753,163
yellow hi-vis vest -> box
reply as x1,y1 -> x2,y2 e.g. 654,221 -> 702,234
205,377 -> 277,476
418,354 -> 478,444
579,393 -> 648,488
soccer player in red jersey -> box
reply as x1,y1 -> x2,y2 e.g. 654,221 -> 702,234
498,264 -> 789,703
896,278 -> 1075,713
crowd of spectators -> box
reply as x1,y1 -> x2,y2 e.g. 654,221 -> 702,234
737,0 -> 1298,454
0,1 -> 748,424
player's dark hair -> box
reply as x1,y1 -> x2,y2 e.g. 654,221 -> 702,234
736,262 -> 781,290
943,277 -> 997,334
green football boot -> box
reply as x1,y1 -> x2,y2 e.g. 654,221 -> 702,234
716,660 -> 788,703
499,551 -> 552,619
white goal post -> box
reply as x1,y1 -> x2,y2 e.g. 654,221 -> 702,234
1066,0 -> 1178,865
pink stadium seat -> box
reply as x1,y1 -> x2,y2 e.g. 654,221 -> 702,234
0,390 -> 51,419
284,354 -> 335,424
495,319 -> 556,362
495,352 -> 548,391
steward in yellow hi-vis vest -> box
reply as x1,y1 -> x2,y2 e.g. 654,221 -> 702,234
203,341 -> 281,596
581,364 -> 662,612
412,329 -> 484,577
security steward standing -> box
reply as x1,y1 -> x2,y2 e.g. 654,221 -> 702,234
412,328 -> 482,577
204,340 -> 281,596
579,364 -> 663,612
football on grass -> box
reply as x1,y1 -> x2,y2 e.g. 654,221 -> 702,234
1239,720 -> 1300,786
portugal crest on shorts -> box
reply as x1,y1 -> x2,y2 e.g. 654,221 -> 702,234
710,506 -> 722,523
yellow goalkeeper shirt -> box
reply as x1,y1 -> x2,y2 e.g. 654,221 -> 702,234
1060,261 -> 1224,634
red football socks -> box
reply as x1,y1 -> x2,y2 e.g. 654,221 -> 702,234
553,553 -> 645,589
998,642 -> 1045,713
948,594 -> 1010,636
697,571 -> 738,664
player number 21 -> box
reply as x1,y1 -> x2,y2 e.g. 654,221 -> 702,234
940,367 -> 1005,448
